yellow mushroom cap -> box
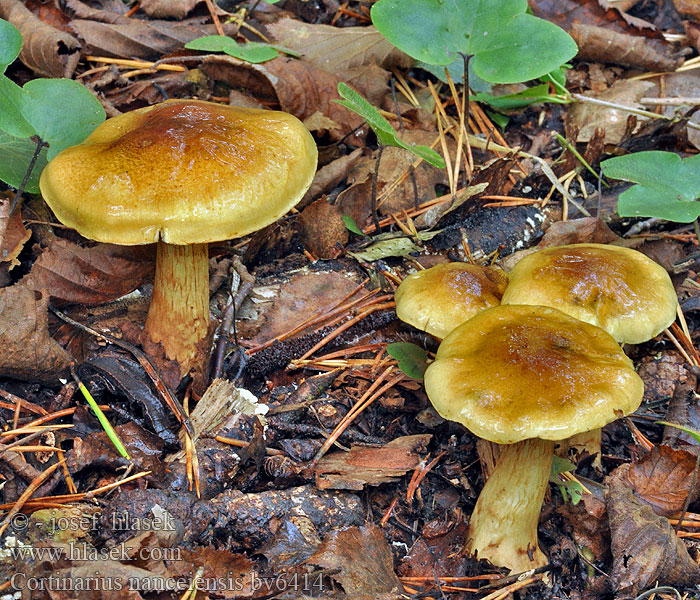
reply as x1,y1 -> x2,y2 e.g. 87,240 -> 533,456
501,243 -> 677,344
424,304 -> 643,444
394,263 -> 508,338
39,99 -> 318,245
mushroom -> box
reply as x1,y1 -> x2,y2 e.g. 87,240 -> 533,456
394,262 -> 508,339
501,243 -> 677,463
39,99 -> 317,374
424,304 -> 643,573
501,243 -> 677,344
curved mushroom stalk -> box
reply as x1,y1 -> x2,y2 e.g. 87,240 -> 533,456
145,241 -> 210,373
467,438 -> 554,574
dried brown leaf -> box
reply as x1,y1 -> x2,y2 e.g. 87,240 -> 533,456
398,517 -> 469,579
571,24 -> 682,71
140,0 -> 198,19
616,444 -> 700,516
307,524 -> 403,599
568,80 -> 655,145
300,147 -> 364,209
69,17 -> 233,61
267,19 -> 413,72
0,284 -> 72,383
0,0 -> 80,77
606,473 -> 700,595
167,546 -> 255,598
540,218 -> 620,247
673,0 -> 700,20
198,55 -> 365,142
21,238 -> 153,306
0,196 -> 30,271
243,268 -> 363,343
264,57 -> 366,141
298,196 -> 348,260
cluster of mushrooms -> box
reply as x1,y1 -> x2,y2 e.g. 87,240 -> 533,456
395,243 -> 679,574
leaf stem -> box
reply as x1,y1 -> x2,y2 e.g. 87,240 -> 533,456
9,136 -> 45,215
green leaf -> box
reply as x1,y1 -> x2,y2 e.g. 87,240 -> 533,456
601,152 -> 700,223
550,455 -> 583,505
371,0 -> 577,84
657,421 -> 700,445
0,18 -> 22,72
335,83 -> 445,168
342,214 -> 366,236
386,342 -> 428,380
21,78 -> 106,159
0,74 -> 33,138
472,83 -> 563,110
185,35 -> 289,63
485,109 -> 509,129
347,233 -> 422,261
0,130 -> 48,193
78,381 -> 130,459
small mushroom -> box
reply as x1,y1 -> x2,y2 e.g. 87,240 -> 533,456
424,304 -> 643,573
501,243 -> 677,463
39,99 -> 317,374
394,262 -> 508,339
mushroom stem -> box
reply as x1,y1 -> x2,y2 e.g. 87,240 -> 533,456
467,437 -> 554,573
145,241 -> 210,373
558,427 -> 602,469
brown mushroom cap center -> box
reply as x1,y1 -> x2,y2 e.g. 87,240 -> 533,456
531,247 -> 636,311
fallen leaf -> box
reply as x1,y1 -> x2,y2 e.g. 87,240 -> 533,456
606,473 -> 700,595
264,57 -> 366,140
68,422 -> 167,482
539,217 -> 620,246
299,147 -> 364,210
22,238 -> 153,306
615,444 -> 700,516
267,19 -> 413,72
298,196 -> 348,259
307,524 -> 403,599
69,17 -> 234,61
0,284 -> 72,383
571,24 -> 682,71
398,517 -> 469,580
167,546 -> 255,598
140,0 -> 198,19
567,79 -> 656,144
243,267 -> 364,344
673,0 -> 700,19
0,0 -> 81,77
0,195 -> 30,271
198,54 -> 365,142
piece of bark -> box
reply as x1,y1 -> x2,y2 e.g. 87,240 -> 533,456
314,434 -> 432,489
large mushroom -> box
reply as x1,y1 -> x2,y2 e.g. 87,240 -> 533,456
501,243 -> 677,463
39,99 -> 317,374
394,262 -> 508,339
424,304 -> 643,573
